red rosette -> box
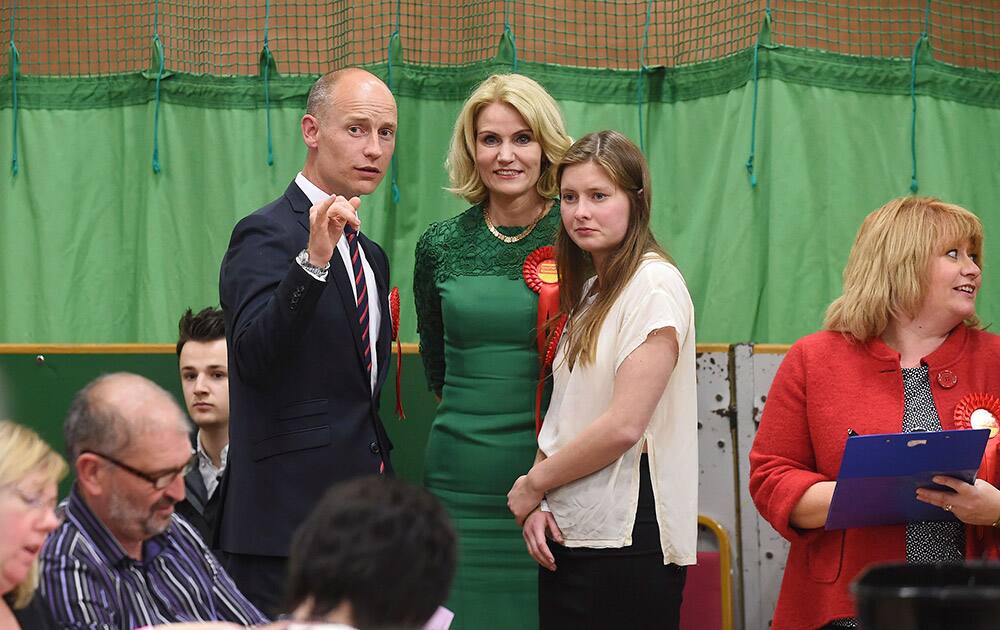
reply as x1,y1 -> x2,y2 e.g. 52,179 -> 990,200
523,246 -> 558,292
389,287 -> 405,420
524,246 -> 562,435
953,393 -> 1000,438
955,393 -> 1000,556
523,246 -> 560,355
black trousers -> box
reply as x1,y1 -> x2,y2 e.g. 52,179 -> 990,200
222,552 -> 288,619
538,455 -> 687,630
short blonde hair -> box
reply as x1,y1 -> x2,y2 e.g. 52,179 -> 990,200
446,74 -> 572,205
0,420 -> 67,608
824,196 -> 984,342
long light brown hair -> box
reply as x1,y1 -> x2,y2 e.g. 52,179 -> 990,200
824,196 -> 983,342
555,130 -> 672,369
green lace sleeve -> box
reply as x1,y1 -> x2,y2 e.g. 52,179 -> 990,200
413,226 -> 445,395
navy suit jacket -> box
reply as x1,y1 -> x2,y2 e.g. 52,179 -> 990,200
218,181 -> 393,557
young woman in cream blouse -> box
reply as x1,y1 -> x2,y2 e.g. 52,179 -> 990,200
507,130 -> 698,629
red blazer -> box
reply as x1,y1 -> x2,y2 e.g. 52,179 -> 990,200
749,325 -> 1000,630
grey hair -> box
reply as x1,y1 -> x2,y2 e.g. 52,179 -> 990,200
64,373 -> 186,461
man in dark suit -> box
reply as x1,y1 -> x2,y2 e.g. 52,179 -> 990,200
218,67 -> 398,615
174,306 -> 229,547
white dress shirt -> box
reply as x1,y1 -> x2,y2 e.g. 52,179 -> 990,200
195,431 -> 228,498
294,172 -> 381,393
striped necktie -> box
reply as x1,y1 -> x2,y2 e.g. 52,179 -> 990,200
344,225 -> 383,474
344,225 -> 371,377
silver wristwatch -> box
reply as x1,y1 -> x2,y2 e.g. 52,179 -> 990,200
296,248 -> 330,277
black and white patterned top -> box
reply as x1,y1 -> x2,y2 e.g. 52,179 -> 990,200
902,365 -> 965,564
830,366 -> 964,628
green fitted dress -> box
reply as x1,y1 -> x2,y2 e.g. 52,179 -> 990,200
413,204 -> 559,630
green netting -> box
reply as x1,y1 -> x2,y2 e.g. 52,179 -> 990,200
2,1 -> 998,78
2,84 -> 998,346
770,1 -> 1000,72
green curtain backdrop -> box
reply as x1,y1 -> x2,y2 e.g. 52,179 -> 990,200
2,33 -> 999,344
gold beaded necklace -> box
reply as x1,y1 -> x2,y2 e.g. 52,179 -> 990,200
483,204 -> 547,244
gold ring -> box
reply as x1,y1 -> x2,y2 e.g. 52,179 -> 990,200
944,504 -> 953,512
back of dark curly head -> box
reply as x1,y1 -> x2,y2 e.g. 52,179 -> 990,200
287,476 -> 456,629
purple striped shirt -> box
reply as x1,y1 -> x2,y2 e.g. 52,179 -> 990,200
39,485 -> 267,629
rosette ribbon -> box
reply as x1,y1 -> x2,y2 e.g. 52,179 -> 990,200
534,316 -> 567,436
523,246 -> 561,435
523,246 -> 560,355
954,392 -> 1000,479
953,393 -> 1000,438
954,392 -> 1000,558
390,287 -> 405,419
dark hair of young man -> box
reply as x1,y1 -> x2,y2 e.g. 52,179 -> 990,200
176,307 -> 226,356
286,476 -> 457,630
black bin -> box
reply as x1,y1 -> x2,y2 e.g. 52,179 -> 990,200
853,562 -> 1000,630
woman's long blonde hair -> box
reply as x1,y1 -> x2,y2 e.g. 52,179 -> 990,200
556,130 -> 672,369
0,420 -> 67,608
824,196 -> 983,342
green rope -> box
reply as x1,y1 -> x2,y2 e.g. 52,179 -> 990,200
503,25 -> 518,72
909,0 -> 933,193
150,0 -> 165,174
504,0 -> 517,71
909,36 -> 924,194
386,0 -> 401,204
746,6 -> 772,189
8,0 -> 19,175
635,0 -> 653,154
260,0 -> 274,166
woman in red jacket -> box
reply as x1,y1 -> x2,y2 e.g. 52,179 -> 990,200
749,196 -> 1000,630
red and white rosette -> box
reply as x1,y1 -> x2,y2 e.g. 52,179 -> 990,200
954,393 -> 1000,438
955,393 -> 1000,557
523,246 -> 560,356
524,246 -> 562,436
954,392 -> 1000,480
390,287 -> 405,419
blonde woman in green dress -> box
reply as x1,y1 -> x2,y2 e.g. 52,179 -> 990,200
413,74 -> 572,630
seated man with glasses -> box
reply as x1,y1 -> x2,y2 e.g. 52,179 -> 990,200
38,372 -> 267,629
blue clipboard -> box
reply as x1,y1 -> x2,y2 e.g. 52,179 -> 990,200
825,428 -> 990,530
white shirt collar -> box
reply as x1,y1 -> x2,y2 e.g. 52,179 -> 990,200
295,172 -> 331,206
195,433 -> 229,466
195,432 -> 228,497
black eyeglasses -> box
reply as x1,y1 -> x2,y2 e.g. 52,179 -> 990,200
84,450 -> 197,490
